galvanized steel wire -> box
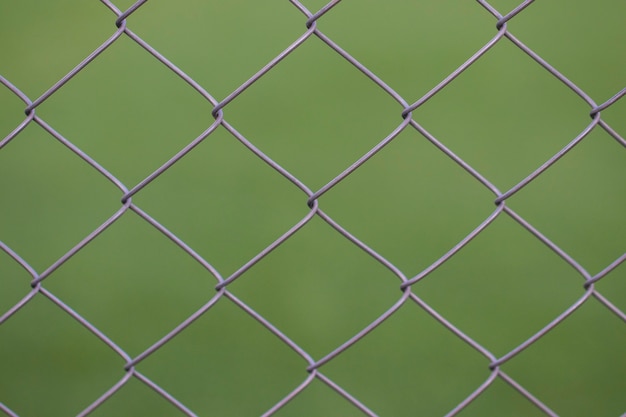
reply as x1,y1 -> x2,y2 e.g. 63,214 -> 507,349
1,1 -> 625,416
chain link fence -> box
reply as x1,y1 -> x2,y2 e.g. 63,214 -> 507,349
1,0 -> 625,416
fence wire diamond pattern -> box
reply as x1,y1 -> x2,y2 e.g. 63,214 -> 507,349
1,1 -> 625,416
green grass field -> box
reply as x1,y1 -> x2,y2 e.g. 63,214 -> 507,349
1,1 -> 625,416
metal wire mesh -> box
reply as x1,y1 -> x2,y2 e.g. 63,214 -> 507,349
1,0 -> 625,416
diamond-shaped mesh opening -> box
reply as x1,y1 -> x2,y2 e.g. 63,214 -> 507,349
135,125 -> 307,274
505,301 -> 626,417
412,39 -> 592,191
321,127 -> 494,272
0,1 -> 111,95
508,0 -> 626,100
229,215 -> 401,357
124,2 -> 304,100
44,212 -> 214,355
0,123 -> 119,268
413,214 -> 583,353
321,303 -> 487,416
36,37 -> 216,185
509,128 -> 626,271
0,297 -> 120,416
224,37 -> 402,189
315,0 -> 494,99
138,300 -> 306,416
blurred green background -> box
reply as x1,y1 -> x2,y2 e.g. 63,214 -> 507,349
1,0 -> 625,416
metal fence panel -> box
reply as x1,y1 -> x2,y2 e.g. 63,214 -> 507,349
1,1 -> 625,416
